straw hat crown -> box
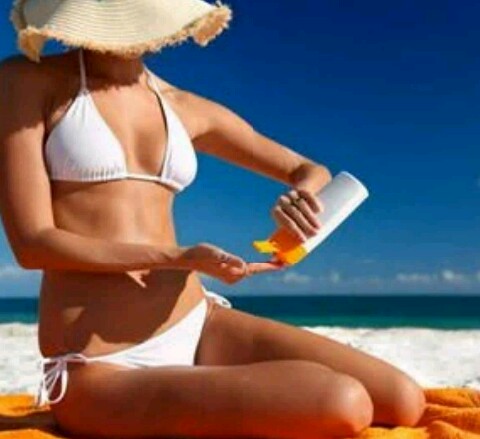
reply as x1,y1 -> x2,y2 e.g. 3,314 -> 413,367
11,0 -> 233,62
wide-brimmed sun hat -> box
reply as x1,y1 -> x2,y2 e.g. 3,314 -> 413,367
10,0 -> 233,62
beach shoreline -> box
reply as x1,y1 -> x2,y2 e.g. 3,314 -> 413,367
2,323 -> 479,395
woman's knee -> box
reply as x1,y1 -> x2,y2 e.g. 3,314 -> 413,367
382,373 -> 426,427
321,373 -> 374,437
253,360 -> 373,438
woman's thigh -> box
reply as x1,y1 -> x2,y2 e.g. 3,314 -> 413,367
53,359 -> 373,439
195,300 -> 426,427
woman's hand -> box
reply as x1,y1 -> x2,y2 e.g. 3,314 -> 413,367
180,242 -> 285,285
271,188 -> 324,242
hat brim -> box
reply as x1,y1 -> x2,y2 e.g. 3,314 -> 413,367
11,0 -> 232,62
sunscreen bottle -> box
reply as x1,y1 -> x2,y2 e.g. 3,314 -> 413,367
253,171 -> 369,265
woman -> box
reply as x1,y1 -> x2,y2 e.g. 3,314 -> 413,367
0,1 -> 426,438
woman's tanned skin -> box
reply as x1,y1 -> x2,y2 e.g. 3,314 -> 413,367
0,49 -> 425,439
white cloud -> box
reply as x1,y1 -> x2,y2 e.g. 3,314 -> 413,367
274,271 -> 312,285
330,271 -> 341,284
393,269 -> 477,286
0,264 -> 30,279
441,269 -> 468,284
318,270 -> 342,284
396,273 -> 436,284
352,275 -> 383,286
262,267 -> 480,293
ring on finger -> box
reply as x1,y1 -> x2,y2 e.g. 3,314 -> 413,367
290,195 -> 303,209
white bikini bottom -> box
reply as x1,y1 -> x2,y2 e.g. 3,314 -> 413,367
35,288 -> 232,408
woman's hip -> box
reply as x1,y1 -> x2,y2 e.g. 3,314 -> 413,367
36,286 -> 233,408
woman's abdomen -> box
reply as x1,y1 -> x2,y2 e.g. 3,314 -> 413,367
38,268 -> 206,358
39,181 -> 205,358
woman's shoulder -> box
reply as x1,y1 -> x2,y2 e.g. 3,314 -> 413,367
0,52 -> 67,80
0,54 -> 42,83
147,69 -> 183,107
148,70 -> 225,116
147,70 -> 197,118
147,70 -> 226,141
0,56 -> 46,122
0,53 -> 67,104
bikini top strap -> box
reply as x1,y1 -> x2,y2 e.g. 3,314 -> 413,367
78,48 -> 87,92
145,68 -> 163,101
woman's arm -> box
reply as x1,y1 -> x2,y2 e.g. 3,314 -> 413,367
173,89 -> 333,241
0,58 -> 190,272
184,91 -> 332,194
16,228 -> 189,272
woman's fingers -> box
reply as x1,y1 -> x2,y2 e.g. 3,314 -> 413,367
286,190 -> 322,229
246,261 -> 286,275
273,189 -> 323,236
273,190 -> 323,240
273,202 -> 319,240
272,205 -> 307,241
285,190 -> 322,228
203,244 -> 289,284
292,189 -> 324,215
219,260 -> 285,283
279,198 -> 319,236
221,259 -> 247,276
219,259 -> 284,283
216,250 -> 244,268
207,247 -> 247,284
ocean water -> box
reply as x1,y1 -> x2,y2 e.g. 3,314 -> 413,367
1,294 -> 479,328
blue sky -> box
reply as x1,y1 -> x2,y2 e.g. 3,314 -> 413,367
0,0 -> 479,297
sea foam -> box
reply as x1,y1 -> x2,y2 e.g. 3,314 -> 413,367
1,323 -> 479,395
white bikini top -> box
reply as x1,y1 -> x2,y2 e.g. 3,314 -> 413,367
44,49 -> 197,192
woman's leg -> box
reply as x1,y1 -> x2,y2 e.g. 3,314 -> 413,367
195,299 -> 426,428
53,359 -> 373,439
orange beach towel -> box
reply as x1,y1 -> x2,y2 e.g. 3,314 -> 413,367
1,388 -> 479,439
